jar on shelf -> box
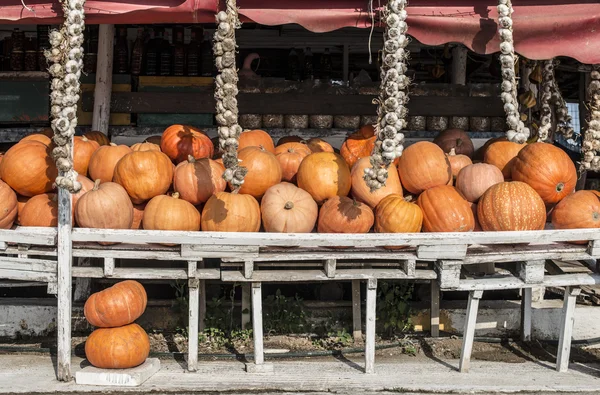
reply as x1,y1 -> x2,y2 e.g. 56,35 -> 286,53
10,51 -> 24,71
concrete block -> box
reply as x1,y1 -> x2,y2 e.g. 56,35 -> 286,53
244,363 -> 274,374
75,358 -> 160,386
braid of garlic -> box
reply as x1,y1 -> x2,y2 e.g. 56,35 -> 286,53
364,0 -> 408,192
46,0 -> 85,193
497,0 -> 530,144
537,60 -> 553,142
214,0 -> 246,192
550,60 -> 574,139
581,65 -> 600,172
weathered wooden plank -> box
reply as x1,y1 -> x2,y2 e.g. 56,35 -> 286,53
71,267 -> 220,280
251,283 -> 265,365
188,277 -> 199,372
556,287 -> 581,372
0,227 -> 56,246
587,240 -> 600,257
73,248 -> 181,260
365,278 -> 377,374
435,260 -> 462,289
182,244 -> 259,259
221,269 -> 436,283
0,257 -> 57,273
244,260 -> 254,280
104,257 -> 115,277
521,288 -> 533,341
352,280 -> 362,341
459,290 -> 483,373
518,260 -> 545,284
0,268 -> 56,282
403,259 -> 417,277
56,188 -> 73,381
430,280 -> 440,338
324,259 -> 336,278
418,244 -> 467,260
223,250 -> 419,262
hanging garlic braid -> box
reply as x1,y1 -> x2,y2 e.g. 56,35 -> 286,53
550,61 -> 574,139
537,60 -> 553,142
364,0 -> 409,192
214,0 -> 246,192
581,65 -> 600,172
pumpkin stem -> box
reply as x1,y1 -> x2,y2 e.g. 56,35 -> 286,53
404,195 -> 413,203
188,155 -> 196,163
288,148 -> 295,153
172,192 -> 180,199
284,201 -> 294,210
93,179 -> 101,191
81,136 -> 88,142
556,182 -> 565,193
109,143 -> 117,147
352,197 -> 359,206
449,148 -> 456,156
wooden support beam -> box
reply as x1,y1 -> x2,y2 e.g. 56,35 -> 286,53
244,260 -> 254,279
56,188 -> 73,382
188,277 -> 199,372
73,257 -> 92,302
242,283 -> 251,330
556,286 -> 581,372
459,290 -> 483,373
430,280 -> 440,338
352,280 -> 362,342
198,260 -> 206,332
365,278 -> 377,374
92,24 -> 114,135
103,257 -> 115,277
451,46 -> 467,85
521,287 -> 532,341
324,259 -> 336,278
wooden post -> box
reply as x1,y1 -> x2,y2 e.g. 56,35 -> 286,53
343,44 -> 349,84
430,280 -> 440,338
324,259 -> 336,278
92,24 -> 114,135
242,283 -> 251,330
451,46 -> 467,85
556,286 -> 581,372
365,278 -> 377,374
56,187 -> 73,381
521,287 -> 532,341
198,260 -> 206,332
459,290 -> 483,373
103,257 -> 114,277
73,257 -> 92,302
352,280 -> 362,341
188,277 -> 199,372
245,282 -> 273,373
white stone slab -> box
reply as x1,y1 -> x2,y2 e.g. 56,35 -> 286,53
75,358 -> 160,387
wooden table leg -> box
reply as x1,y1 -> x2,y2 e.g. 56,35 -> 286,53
521,287 -> 532,341
352,280 -> 362,342
430,280 -> 440,338
365,278 -> 377,374
242,283 -> 251,330
556,286 -> 581,372
188,277 -> 199,372
246,282 -> 273,373
459,290 -> 483,373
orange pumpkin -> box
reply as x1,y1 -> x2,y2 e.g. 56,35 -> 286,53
433,128 -> 474,158
0,180 -> 17,229
375,194 -> 423,234
144,135 -> 162,145
305,138 -> 334,153
201,191 -> 261,232
234,146 -> 282,199
84,131 -> 110,146
0,141 -> 57,196
131,203 -> 146,230
275,142 -> 312,183
340,125 -> 377,169
84,280 -> 147,327
75,180 -> 134,231
397,141 -> 451,194
20,193 -> 58,227
73,136 -> 100,176
72,175 -> 95,215
238,129 -> 275,153
88,144 -> 132,184
470,202 -> 482,231
143,193 -> 201,232
447,148 -> 473,180
113,151 -> 174,204
478,181 -> 546,231
474,136 -> 508,162
16,195 -> 29,226
85,323 -> 150,369
483,140 -> 524,179
277,136 -> 303,146
511,142 -> 577,204
297,152 -> 351,205
261,182 -> 318,233
21,133 -> 52,146
173,156 -> 226,205
455,163 -> 504,203
317,196 -> 374,234
131,142 -> 161,152
417,185 -> 474,232
350,157 -> 403,209
161,124 -> 214,163
551,190 -> 600,231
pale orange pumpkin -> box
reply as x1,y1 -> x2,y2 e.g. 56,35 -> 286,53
131,203 -> 146,230
113,151 -> 174,204
131,142 -> 161,152
261,182 -> 318,233
455,163 -> 504,203
21,133 -> 52,146
234,146 -> 282,199
73,136 -> 100,176
275,142 -> 312,183
88,144 -> 132,184
447,148 -> 473,180
84,131 -> 110,146
317,196 -> 374,234
85,323 -> 150,369
340,125 -> 377,169
201,192 -> 261,232
375,194 -> 423,234
0,180 -> 17,229
143,193 -> 201,231
0,141 -> 57,196
551,190 -> 600,231
75,180 -> 134,231
173,156 -> 226,205
350,157 -> 403,209
161,124 -> 214,163
417,185 -> 474,232
238,129 -> 275,153
297,152 -> 351,205
397,141 -> 451,194
20,193 -> 59,227
483,140 -> 524,179
72,175 -> 95,215
305,138 -> 334,153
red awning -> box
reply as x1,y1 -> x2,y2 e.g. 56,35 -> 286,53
1,0 -> 599,64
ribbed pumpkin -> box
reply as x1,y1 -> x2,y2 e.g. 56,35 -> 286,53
397,141 -> 451,194
433,129 -> 474,158
143,193 -> 201,231
306,138 -> 334,153
351,157 -> 403,209
275,142 -> 312,183
84,131 -> 110,146
88,144 -> 132,184
85,323 -> 150,369
238,129 -> 275,153
201,192 -> 261,232
235,146 -> 282,199
161,124 -> 214,163
84,280 -> 147,327
75,181 -> 134,231
474,136 -> 507,162
277,136 -> 303,146
21,133 -> 52,145
131,142 -> 161,152
0,141 -> 57,196
455,163 -> 504,203
113,151 -> 174,204
20,193 -> 58,227
483,140 -> 524,179
551,191 -> 600,231
131,203 -> 146,230
144,135 -> 162,145
297,152 -> 351,205
0,180 -> 17,229
318,196 -> 374,234
417,185 -> 474,232
340,125 -> 376,168
73,136 -> 100,176
478,181 -> 546,231
447,148 -> 472,180
72,175 -> 95,216
375,194 -> 423,234
173,156 -> 226,205
261,182 -> 318,233
511,142 -> 577,204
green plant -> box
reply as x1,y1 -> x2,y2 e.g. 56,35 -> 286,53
377,281 -> 414,337
312,329 -> 354,350
263,289 -> 308,335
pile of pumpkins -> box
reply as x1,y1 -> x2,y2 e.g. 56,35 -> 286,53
0,124 -> 597,238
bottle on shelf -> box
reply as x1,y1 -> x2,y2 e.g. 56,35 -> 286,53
172,26 -> 185,76
186,27 -> 202,76
23,37 -> 37,71
303,47 -> 314,81
159,29 -> 172,76
10,28 -> 24,71
320,48 -> 332,80
145,28 -> 159,76
130,27 -> 145,76
287,47 -> 300,81
114,26 -> 129,74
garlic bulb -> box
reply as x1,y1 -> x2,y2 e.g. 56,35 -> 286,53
581,65 -> 600,172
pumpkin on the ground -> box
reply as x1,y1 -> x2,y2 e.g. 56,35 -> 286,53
433,129 -> 474,158
275,142 -> 312,183
351,157 -> 402,209
113,151 -> 174,204
297,152 -> 351,205
143,193 -> 201,231
317,196 -> 374,234
417,185 -> 474,232
73,136 -> 100,176
238,129 -> 275,153
88,144 -> 132,184
455,163 -> 504,202
84,280 -> 147,328
84,131 -> 110,146
340,125 -> 376,169
478,181 -> 546,231
305,138 -> 334,153
173,156 -> 226,205
261,182 -> 318,233
131,142 -> 161,152
375,194 -> 423,234
85,323 -> 150,369
0,180 -> 17,229
447,148 -> 472,180
0,141 -> 57,196
75,180 -> 133,231
235,146 -> 282,199
397,141 -> 451,194
551,190 -> 600,231
20,193 -> 59,227
201,192 -> 261,232
511,142 -> 577,204
483,140 -> 524,179
160,124 -> 213,163
21,133 -> 52,146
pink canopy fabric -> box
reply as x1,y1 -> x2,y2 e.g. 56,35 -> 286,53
1,0 -> 599,63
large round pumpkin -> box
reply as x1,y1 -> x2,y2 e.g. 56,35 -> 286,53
72,175 -> 96,219
88,144 -> 132,184
20,193 -> 58,227
0,180 -> 17,229
238,129 -> 275,153
340,125 -> 376,169
375,194 -> 423,234
305,138 -> 334,153
433,129 -> 474,158
75,181 -> 134,230
317,196 -> 374,234
21,133 -> 52,146
84,280 -> 147,327
447,148 -> 473,180
173,156 -> 226,205
474,136 -> 507,162
397,141 -> 451,194
16,195 -> 29,226
85,323 -> 150,369
235,146 -> 282,199
131,142 -> 161,152
161,124 -> 214,163
201,192 -> 261,232
113,151 -> 174,204
552,190 -> 600,231
143,193 -> 201,231
417,185 -> 474,232
261,182 -> 318,233
511,142 -> 577,204
84,131 -> 110,146
483,140 -> 525,179
351,157 -> 402,209
0,141 -> 57,197
478,181 -> 546,231
275,142 -> 312,183
297,152 -> 351,205
73,136 -> 100,176
455,163 -> 504,203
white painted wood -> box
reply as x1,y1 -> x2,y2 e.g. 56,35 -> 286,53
188,278 -> 199,372
221,269 -> 436,283
47,281 -> 58,295
197,260 -> 206,332
324,259 -> 336,278
556,287 -> 581,372
459,290 -> 483,373
430,280 -> 440,338
73,248 -> 182,260
465,244 -> 591,264
57,187 -> 73,382
518,260 -> 545,284
223,249 -> 418,262
244,260 -> 254,279
251,282 -> 265,365
74,257 -> 93,302
75,358 -> 160,386
0,227 -> 56,245
71,267 -> 220,280
451,46 -> 467,85
104,257 -> 115,277
0,241 -> 7,251
521,288 -> 532,341
417,244 -> 467,260
456,272 -> 600,291
242,283 -> 251,330
352,280 -> 362,341
0,268 -> 55,282
365,278 -> 377,374
92,24 -> 114,134
587,240 -> 600,257
0,257 -> 56,272
17,244 -> 28,258
182,244 -> 259,259
436,261 -> 462,289
403,259 -> 416,276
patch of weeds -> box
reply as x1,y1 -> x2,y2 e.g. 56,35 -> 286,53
377,281 -> 414,337
312,329 -> 354,350
263,289 -> 308,335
